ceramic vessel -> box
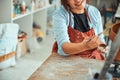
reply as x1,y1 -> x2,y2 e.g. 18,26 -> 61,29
109,22 -> 120,61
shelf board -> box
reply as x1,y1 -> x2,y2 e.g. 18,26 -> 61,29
33,4 -> 56,14
12,4 -> 56,21
12,12 -> 31,21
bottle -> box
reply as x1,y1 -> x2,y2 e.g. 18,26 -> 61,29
21,0 -> 26,13
15,4 -> 21,14
31,0 -> 35,11
12,4 -> 16,18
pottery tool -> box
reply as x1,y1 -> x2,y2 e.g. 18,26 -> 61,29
97,29 -> 120,79
86,29 -> 108,43
98,26 -> 111,36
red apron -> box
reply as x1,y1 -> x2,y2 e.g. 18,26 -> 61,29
51,9 -> 105,60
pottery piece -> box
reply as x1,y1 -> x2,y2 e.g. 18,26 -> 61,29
109,22 -> 120,61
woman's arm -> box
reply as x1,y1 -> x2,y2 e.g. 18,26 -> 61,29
62,36 -> 102,54
53,7 -> 70,55
62,42 -> 88,54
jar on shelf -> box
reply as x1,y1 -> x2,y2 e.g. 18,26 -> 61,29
12,4 -> 16,18
31,0 -> 36,11
44,0 -> 49,6
37,0 -> 45,8
21,0 -> 26,14
15,3 -> 21,14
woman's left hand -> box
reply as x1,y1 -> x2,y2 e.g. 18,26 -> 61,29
97,45 -> 109,53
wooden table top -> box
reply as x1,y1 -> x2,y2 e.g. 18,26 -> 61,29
28,54 -> 105,80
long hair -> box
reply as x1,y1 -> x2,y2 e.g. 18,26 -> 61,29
61,0 -> 69,12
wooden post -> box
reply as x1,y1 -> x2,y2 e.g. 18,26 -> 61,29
97,29 -> 120,79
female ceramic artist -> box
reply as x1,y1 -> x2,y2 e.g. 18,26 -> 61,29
52,0 -> 106,60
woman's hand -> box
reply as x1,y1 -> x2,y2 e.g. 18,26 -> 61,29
84,36 -> 103,49
98,45 -> 109,53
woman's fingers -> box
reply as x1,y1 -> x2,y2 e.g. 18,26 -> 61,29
84,36 -> 107,51
85,36 -> 100,49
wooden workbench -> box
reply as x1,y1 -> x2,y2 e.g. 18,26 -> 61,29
28,53 -> 105,80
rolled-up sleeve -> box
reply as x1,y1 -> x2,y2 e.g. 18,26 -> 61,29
96,10 -> 105,43
53,9 -> 70,56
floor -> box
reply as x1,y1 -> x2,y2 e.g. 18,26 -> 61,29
0,34 -> 55,80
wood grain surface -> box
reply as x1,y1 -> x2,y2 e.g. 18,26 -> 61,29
28,54 -> 105,80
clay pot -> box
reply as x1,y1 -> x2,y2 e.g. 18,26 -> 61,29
109,22 -> 120,61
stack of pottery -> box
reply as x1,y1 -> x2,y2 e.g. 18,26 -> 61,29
109,22 -> 120,62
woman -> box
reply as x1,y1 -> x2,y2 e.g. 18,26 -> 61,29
52,0 -> 106,60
